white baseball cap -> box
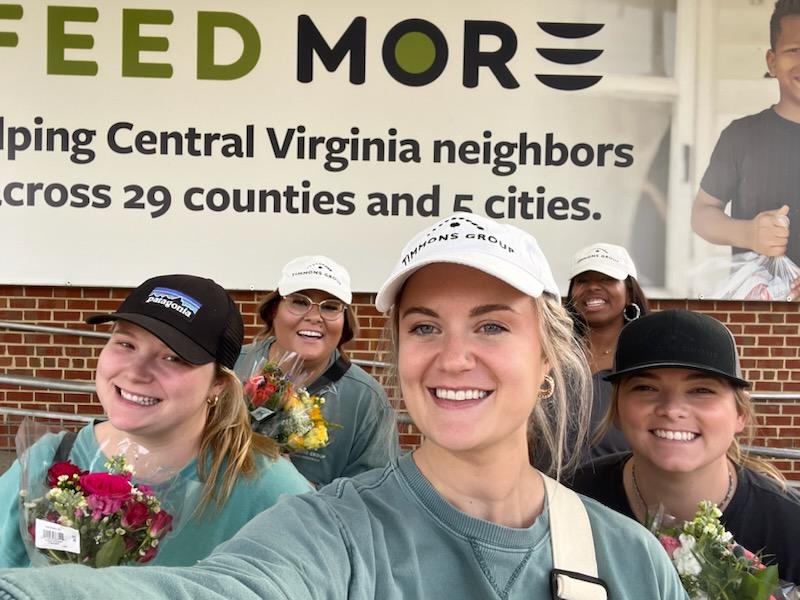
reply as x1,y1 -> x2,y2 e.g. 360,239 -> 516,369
376,214 -> 560,312
277,255 -> 352,304
569,243 -> 637,281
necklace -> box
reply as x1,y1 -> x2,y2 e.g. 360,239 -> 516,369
630,460 -> 736,519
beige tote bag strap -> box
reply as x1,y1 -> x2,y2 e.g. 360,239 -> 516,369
541,474 -> 609,600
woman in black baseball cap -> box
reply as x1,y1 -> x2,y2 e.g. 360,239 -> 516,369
0,274 -> 310,568
571,309 -> 800,584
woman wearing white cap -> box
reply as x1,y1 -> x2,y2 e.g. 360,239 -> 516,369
0,275 -> 310,568
235,255 -> 398,486
564,243 -> 650,461
0,218 -> 687,599
571,310 -> 800,584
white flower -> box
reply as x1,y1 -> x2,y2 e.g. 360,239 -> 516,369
674,534 -> 702,577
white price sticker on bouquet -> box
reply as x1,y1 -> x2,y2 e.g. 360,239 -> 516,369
35,518 -> 80,554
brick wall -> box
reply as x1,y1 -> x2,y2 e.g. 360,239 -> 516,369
1,286 -> 799,480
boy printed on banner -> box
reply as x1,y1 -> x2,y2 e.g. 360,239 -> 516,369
691,0 -> 800,300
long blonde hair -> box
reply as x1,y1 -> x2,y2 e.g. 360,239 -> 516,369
601,379 -> 786,486
195,366 -> 280,513
384,289 -> 592,481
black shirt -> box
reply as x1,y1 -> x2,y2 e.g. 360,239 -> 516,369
700,107 -> 800,264
572,452 -> 800,584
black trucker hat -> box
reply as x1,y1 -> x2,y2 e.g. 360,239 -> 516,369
87,274 -> 243,370
604,309 -> 749,388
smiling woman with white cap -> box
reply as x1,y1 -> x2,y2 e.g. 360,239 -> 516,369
565,242 -> 650,461
0,218 -> 688,599
0,274 -> 311,569
571,309 -> 800,584
235,255 -> 398,486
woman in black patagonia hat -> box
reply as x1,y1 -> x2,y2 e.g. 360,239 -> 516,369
0,217 -> 687,599
571,309 -> 800,584
0,274 -> 310,568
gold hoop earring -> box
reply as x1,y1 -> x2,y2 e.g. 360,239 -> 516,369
538,375 -> 554,400
206,395 -> 219,407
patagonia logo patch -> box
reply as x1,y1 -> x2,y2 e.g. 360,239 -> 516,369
145,287 -> 201,319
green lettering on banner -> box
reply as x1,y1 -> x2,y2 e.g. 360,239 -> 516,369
122,9 -> 173,78
0,4 -> 23,48
197,11 -> 260,80
47,6 -> 98,76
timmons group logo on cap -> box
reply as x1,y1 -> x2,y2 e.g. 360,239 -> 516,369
291,262 -> 343,284
401,214 -> 516,266
145,287 -> 202,319
577,247 -> 617,265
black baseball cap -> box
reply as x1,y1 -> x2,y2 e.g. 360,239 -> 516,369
87,274 -> 243,370
605,309 -> 749,388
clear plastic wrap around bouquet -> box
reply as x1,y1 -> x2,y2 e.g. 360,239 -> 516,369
16,418 -> 179,567
713,253 -> 800,301
238,351 -> 340,452
649,500 -> 798,600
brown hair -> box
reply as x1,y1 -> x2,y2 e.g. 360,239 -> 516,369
600,378 -> 786,486
254,290 -> 357,350
565,275 -> 650,341
195,366 -> 281,513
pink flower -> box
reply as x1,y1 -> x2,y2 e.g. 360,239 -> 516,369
121,501 -> 150,529
658,534 -> 681,558
47,461 -> 84,487
86,494 -> 126,518
148,510 -> 173,538
137,484 -> 154,497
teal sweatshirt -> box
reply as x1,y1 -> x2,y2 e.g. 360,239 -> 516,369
0,453 -> 688,599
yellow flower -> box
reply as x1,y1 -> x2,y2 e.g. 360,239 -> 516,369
284,395 -> 302,411
309,405 -> 322,421
304,425 -> 329,450
286,433 -> 306,451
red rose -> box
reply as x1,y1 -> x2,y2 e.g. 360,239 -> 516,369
148,510 -> 173,538
79,472 -> 133,499
47,461 -> 84,487
121,501 -> 150,529
137,546 -> 158,564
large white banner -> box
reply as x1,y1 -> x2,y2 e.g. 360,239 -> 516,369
2,1 -> 786,298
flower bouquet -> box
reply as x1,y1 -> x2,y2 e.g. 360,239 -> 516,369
22,455 -> 174,567
649,500 -> 796,600
241,352 -> 340,452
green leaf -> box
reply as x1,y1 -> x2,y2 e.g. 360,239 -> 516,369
739,566 -> 779,600
94,535 -> 126,568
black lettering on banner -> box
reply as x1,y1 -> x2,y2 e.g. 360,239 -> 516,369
453,194 -> 473,212
123,184 -> 171,218
297,16 -> 366,84
463,21 -> 519,89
